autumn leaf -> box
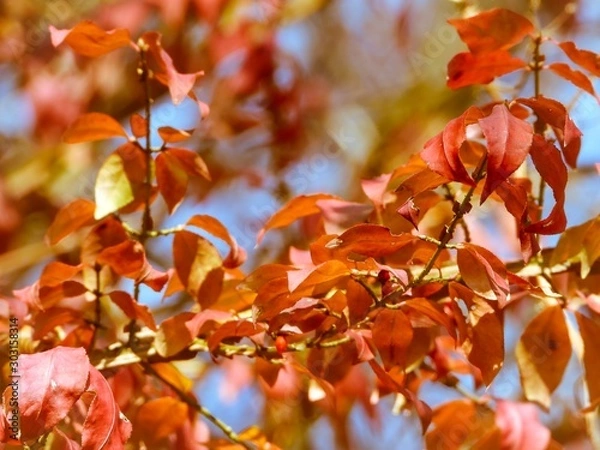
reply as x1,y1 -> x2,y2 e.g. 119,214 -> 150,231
109,291 -> 157,331
287,260 -> 349,294
421,106 -> 483,185
551,217 -> 600,278
426,400 -> 500,449
372,308 -> 413,370
135,398 -> 188,444
82,367 -> 132,449
129,113 -> 147,138
575,312 -> 600,409
16,347 -> 90,441
156,151 -> 189,213
94,153 -> 135,219
456,244 -> 509,304
63,113 -> 128,144
141,31 -> 204,105
324,224 -> 415,258
447,51 -> 527,89
558,41 -> 600,77
479,104 -> 533,202
448,8 -> 534,54
257,193 -> 338,244
548,62 -> 597,98
187,215 -> 247,268
46,199 -> 97,245
516,305 -> 571,410
49,21 -> 131,57
167,148 -> 211,180
207,320 -> 265,353
516,96 -> 582,168
158,126 -> 193,143
154,312 -> 197,357
525,135 -> 567,234
173,231 -> 223,309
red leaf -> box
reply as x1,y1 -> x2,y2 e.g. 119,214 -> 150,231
372,308 -> 413,370
457,244 -> 509,305
40,262 -> 81,287
173,231 -> 223,308
324,224 -> 415,258
447,51 -> 527,89
46,199 -> 96,245
63,112 -> 128,143
82,367 -> 132,449
97,240 -> 145,279
257,194 -> 338,244
516,96 -> 582,168
495,400 -> 551,450
207,320 -> 264,353
558,41 -> 600,77
421,106 -> 484,185
17,347 -> 90,440
548,62 -> 597,98
142,32 -> 204,105
479,104 -> 533,202
187,215 -> 246,268
49,21 -> 131,57
516,305 -> 571,410
109,291 -> 157,331
156,151 -> 188,213
448,8 -> 534,54
525,136 -> 567,234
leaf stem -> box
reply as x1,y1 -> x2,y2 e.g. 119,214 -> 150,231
89,264 -> 103,351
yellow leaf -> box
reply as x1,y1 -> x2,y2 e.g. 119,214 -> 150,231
94,153 -> 134,219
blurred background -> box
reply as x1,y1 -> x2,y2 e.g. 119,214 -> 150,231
1,0 -> 600,448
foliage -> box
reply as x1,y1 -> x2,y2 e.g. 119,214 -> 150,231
1,2 -> 600,449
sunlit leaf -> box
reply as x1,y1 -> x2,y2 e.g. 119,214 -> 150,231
136,397 -> 188,444
549,62 -> 597,98
372,308 -> 413,370
63,113 -> 128,144
156,151 -> 188,213
447,51 -> 527,89
516,305 -> 571,410
558,41 -> 600,77
49,21 -> 131,57
575,312 -> 600,408
456,244 -> 509,304
109,291 -> 157,331
479,104 -> 533,202
158,126 -> 193,143
448,8 -> 534,54
129,113 -> 147,138
46,199 -> 96,245
495,400 -> 551,450
187,215 -> 246,268
94,153 -> 135,219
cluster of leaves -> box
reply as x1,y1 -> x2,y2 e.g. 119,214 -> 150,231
2,5 -> 600,450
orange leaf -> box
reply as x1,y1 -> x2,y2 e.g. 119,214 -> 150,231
447,50 -> 527,89
97,240 -> 146,279
135,397 -> 188,444
372,308 -> 413,370
167,148 -> 211,180
187,215 -> 246,268
479,104 -> 533,202
156,151 -> 188,213
551,217 -> 600,278
549,62 -> 597,98
129,113 -> 147,138
456,244 -> 509,305
575,312 -> 600,409
173,231 -> 223,308
49,21 -> 131,57
155,312 -> 196,357
158,126 -> 193,143
525,136 -> 567,235
421,106 -> 484,185
515,305 -> 571,410
257,193 -> 338,244
207,320 -> 264,353
63,112 -> 128,144
109,291 -> 157,331
287,260 -> 349,294
558,41 -> 600,77
448,8 -> 534,54
46,199 -> 96,245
